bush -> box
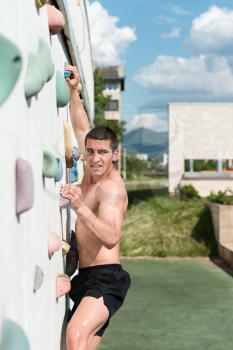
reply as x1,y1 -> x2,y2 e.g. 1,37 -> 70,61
125,155 -> 150,178
207,189 -> 233,205
176,184 -> 200,200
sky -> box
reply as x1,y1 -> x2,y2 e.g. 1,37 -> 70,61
87,0 -> 233,132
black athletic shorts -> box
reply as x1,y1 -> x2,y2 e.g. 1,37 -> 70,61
69,264 -> 131,336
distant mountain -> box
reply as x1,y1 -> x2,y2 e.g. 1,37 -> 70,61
123,127 -> 168,158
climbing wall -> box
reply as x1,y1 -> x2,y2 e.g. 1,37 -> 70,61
0,1 -> 93,349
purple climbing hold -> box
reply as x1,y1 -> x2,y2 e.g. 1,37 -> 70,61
16,158 -> 34,215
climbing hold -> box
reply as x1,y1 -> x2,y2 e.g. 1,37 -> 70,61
63,121 -> 73,168
54,158 -> 63,182
70,159 -> 78,183
1,318 -> 30,350
16,159 -> 34,216
65,231 -> 79,276
0,34 -> 22,106
56,71 -> 70,107
24,52 -> 44,99
72,147 -> 80,161
48,233 -> 61,258
59,196 -> 69,210
24,39 -> 54,99
62,240 -> 70,256
70,147 -> 80,182
33,265 -> 44,293
35,0 -> 48,9
38,38 -> 54,83
43,150 -> 57,178
47,5 -> 65,35
77,82 -> 82,93
56,274 -> 71,299
64,70 -> 73,79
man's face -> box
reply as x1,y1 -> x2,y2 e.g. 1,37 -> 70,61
84,139 -> 119,177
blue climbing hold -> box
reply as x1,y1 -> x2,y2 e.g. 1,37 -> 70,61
70,159 -> 78,183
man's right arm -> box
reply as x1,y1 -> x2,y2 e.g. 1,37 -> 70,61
65,65 -> 91,156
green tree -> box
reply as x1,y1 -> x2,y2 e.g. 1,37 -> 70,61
126,155 -> 150,179
94,68 -> 110,124
94,68 -> 127,141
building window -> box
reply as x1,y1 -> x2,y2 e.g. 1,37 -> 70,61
184,159 -> 233,172
105,100 -> 119,111
184,159 -> 217,172
104,81 -> 118,90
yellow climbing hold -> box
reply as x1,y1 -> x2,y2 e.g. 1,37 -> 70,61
35,0 -> 48,9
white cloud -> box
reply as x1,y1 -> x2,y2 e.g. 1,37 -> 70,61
168,5 -> 193,16
87,1 -> 137,66
134,54 -> 233,98
134,6 -> 233,103
152,15 -> 176,26
188,6 -> 233,55
161,27 -> 181,39
128,113 -> 168,132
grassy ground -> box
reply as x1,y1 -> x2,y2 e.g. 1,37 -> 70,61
99,259 -> 233,350
121,186 -> 217,257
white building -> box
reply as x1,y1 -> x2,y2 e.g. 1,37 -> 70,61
160,153 -> 168,168
99,65 -> 125,121
136,153 -> 148,161
169,103 -> 233,197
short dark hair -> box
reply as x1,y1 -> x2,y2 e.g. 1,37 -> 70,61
85,125 -> 118,151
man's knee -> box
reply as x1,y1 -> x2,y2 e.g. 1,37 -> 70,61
66,323 -> 88,350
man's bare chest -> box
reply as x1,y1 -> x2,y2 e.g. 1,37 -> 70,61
81,184 -> 99,213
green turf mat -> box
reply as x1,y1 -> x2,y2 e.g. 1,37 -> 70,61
99,259 -> 233,350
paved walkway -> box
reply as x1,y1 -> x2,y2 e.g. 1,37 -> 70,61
126,180 -> 168,187
100,258 -> 233,350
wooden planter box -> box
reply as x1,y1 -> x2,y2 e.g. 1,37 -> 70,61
209,203 -> 233,243
209,203 -> 233,267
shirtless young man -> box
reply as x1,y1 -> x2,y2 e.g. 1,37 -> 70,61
61,65 -> 131,350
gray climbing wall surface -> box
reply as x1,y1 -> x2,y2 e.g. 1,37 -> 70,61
0,1 -> 93,349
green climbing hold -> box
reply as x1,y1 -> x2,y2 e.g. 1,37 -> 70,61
56,71 -> 70,108
54,158 -> 63,182
24,53 -> 45,99
0,34 -> 22,106
43,150 -> 57,178
1,319 -> 30,350
24,39 -> 54,99
38,38 -> 54,83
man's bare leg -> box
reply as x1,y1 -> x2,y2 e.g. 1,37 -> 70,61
66,296 -> 109,350
88,335 -> 102,350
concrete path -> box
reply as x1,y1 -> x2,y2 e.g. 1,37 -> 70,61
100,257 -> 233,350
